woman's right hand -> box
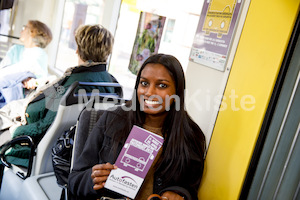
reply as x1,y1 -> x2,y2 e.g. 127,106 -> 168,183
91,163 -> 117,190
22,77 -> 38,89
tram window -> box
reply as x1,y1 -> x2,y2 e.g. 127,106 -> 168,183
54,0 -> 106,72
109,0 -> 204,99
0,9 -> 11,40
0,7 -> 18,60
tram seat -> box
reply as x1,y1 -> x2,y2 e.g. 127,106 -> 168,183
71,107 -> 106,168
65,96 -> 127,200
0,81 -> 125,200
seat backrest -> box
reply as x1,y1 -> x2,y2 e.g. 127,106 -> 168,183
71,109 -> 105,168
31,81 -> 124,176
71,95 -> 128,167
0,82 -> 126,200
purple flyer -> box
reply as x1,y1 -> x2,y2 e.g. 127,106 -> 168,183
104,125 -> 164,199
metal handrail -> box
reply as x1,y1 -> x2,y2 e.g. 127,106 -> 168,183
0,135 -> 35,179
0,34 -> 19,39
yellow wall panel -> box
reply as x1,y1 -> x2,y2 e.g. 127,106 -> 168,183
198,0 -> 299,199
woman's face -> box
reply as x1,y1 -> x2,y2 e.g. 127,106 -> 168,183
137,63 -> 176,117
20,23 -> 32,43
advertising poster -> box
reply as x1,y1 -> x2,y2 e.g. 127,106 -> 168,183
129,12 -> 166,75
189,0 -> 242,71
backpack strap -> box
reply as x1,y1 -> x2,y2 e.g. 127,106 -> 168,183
88,109 -> 98,134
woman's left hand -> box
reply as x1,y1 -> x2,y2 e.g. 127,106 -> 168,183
161,191 -> 184,200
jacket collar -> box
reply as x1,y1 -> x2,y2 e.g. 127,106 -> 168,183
64,61 -> 107,76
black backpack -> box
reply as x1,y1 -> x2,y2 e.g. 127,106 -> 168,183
51,125 -> 76,188
51,107 -> 102,200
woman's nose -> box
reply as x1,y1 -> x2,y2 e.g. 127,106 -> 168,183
145,84 -> 155,97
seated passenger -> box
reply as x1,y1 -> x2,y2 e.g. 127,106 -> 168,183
0,20 -> 53,108
0,24 -> 117,168
68,54 -> 206,200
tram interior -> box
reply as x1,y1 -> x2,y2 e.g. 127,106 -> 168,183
0,0 -> 299,199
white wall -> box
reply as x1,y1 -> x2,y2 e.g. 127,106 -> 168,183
185,62 -> 229,146
101,0 -> 122,35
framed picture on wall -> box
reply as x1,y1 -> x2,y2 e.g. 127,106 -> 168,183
128,12 -> 166,75
189,0 -> 243,71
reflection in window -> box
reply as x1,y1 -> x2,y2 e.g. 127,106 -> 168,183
55,0 -> 105,72
163,19 -> 175,43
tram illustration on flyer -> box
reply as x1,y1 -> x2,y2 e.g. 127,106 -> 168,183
105,125 -> 164,199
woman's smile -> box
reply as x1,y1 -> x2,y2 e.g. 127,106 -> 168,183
144,99 -> 160,105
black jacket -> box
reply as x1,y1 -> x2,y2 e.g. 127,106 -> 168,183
68,106 -> 204,200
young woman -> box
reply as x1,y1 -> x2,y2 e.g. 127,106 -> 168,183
68,54 -> 206,200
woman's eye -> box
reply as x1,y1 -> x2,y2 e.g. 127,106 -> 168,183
158,83 -> 167,88
140,81 -> 148,86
